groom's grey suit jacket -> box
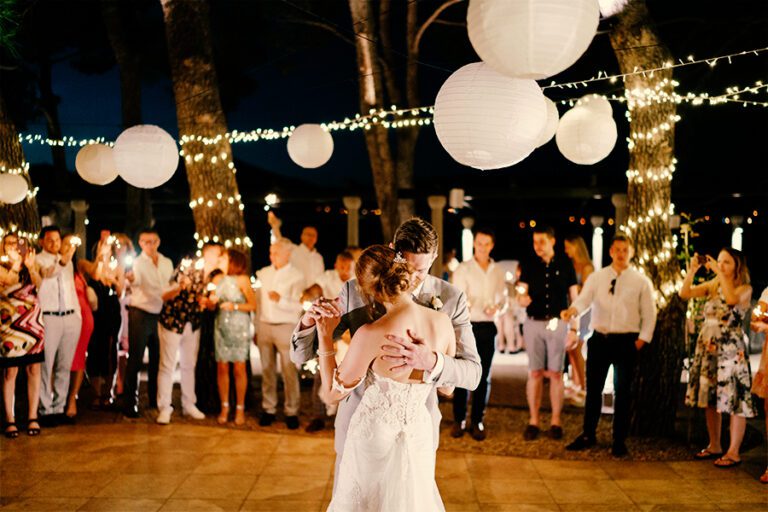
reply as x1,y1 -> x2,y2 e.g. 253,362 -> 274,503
290,274 -> 482,455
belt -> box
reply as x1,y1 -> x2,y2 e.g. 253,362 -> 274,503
43,310 -> 75,316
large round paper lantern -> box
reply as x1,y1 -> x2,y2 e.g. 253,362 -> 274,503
113,125 -> 179,189
287,124 -> 334,169
536,97 -> 560,147
0,174 -> 29,204
467,0 -> 600,80
433,62 -> 547,170
555,106 -> 618,165
75,144 -> 118,185
577,94 -> 613,117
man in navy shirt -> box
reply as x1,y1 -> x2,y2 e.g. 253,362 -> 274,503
517,225 -> 579,441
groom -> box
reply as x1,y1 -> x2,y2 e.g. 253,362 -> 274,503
291,218 -> 481,486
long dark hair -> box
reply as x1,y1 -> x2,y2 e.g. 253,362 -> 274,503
720,247 -> 750,285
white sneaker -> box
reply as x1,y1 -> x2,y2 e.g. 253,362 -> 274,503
156,408 -> 172,425
183,406 -> 205,420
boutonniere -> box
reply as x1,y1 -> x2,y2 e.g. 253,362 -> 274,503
429,296 -> 443,310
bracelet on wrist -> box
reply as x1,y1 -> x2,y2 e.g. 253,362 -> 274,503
317,349 -> 336,357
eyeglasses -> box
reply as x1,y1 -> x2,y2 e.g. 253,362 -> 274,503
609,278 -> 617,295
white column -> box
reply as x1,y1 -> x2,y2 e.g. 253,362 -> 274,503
427,195 -> 446,278
460,216 -> 474,263
731,215 -> 744,251
343,196 -> 362,247
611,193 -> 628,230
590,216 -> 604,270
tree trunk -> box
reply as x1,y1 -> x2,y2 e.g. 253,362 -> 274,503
349,0 -> 398,241
610,0 -> 685,437
160,0 -> 246,247
101,0 -> 153,236
0,93 -> 41,236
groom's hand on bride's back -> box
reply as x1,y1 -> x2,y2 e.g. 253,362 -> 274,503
381,330 -> 438,373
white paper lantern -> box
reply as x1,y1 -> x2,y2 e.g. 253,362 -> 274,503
433,62 -> 547,170
467,0 -> 600,80
287,124 -> 334,169
0,174 -> 29,204
75,143 -> 118,185
536,97 -> 560,147
555,106 -> 618,165
113,125 -> 179,189
577,94 -> 613,117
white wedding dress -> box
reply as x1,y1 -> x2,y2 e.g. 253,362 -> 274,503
328,370 -> 444,512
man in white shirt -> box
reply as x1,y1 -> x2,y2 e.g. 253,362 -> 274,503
561,234 -> 657,457
291,226 -> 325,289
123,229 -> 174,418
255,237 -> 305,429
36,226 -> 81,424
450,228 -> 507,441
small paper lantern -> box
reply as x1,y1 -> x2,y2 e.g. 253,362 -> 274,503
467,0 -> 600,80
287,124 -> 334,169
536,97 -> 560,147
555,106 -> 618,165
75,144 -> 118,185
577,94 -> 613,117
433,62 -> 547,170
0,174 -> 29,204
113,125 -> 179,189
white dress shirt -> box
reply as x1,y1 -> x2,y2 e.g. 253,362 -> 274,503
570,265 -> 657,342
130,251 -> 174,314
315,269 -> 346,300
290,243 -> 325,288
257,263 -> 305,324
451,258 -> 507,323
36,251 -> 81,315
760,287 -> 768,304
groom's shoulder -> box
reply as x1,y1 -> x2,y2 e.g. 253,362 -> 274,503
426,275 -> 463,301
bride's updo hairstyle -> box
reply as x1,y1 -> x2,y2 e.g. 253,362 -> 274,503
356,245 -> 413,305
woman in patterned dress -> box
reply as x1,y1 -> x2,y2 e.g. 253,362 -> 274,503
211,249 -> 257,425
1,233 -> 44,438
679,247 -> 756,468
749,287 -> 768,483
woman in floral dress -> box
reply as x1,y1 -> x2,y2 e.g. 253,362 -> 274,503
680,247 -> 756,468
749,287 -> 768,483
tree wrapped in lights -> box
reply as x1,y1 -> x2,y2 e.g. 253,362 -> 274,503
609,0 -> 685,437
160,0 -> 247,249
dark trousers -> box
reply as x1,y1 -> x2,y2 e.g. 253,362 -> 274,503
123,307 -> 160,410
583,332 -> 638,442
453,322 -> 497,425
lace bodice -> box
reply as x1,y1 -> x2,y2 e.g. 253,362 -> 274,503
355,372 -> 433,432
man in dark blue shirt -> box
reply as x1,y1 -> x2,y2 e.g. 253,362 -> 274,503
518,225 -> 579,441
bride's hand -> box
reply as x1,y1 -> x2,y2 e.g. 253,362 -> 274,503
314,298 -> 342,338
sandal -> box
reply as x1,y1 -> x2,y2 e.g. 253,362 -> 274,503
4,422 -> 19,439
713,456 -> 742,468
234,405 -> 245,426
27,418 -> 41,437
759,469 -> 768,484
694,448 -> 723,460
217,402 -> 229,424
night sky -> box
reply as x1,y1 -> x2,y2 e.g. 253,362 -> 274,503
4,0 -> 767,286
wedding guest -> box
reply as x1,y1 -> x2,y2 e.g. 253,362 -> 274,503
562,234 -> 656,457
83,232 -> 127,409
563,234 -> 594,405
255,237 -> 304,429
64,237 -> 96,421
194,242 -> 225,414
496,264 -> 526,354
749,287 -> 768,483
517,225 -> 579,441
680,248 -> 756,468
267,212 -> 324,288
123,229 -> 173,418
113,233 -> 135,400
450,228 -> 507,441
155,247 -> 213,424
36,226 -> 81,426
1,234 -> 44,437
212,248 -> 257,425
305,251 -> 356,433
345,246 -> 363,263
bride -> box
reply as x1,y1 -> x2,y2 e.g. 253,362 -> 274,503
316,245 -> 455,511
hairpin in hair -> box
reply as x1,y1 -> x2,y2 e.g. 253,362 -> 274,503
393,251 -> 407,264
